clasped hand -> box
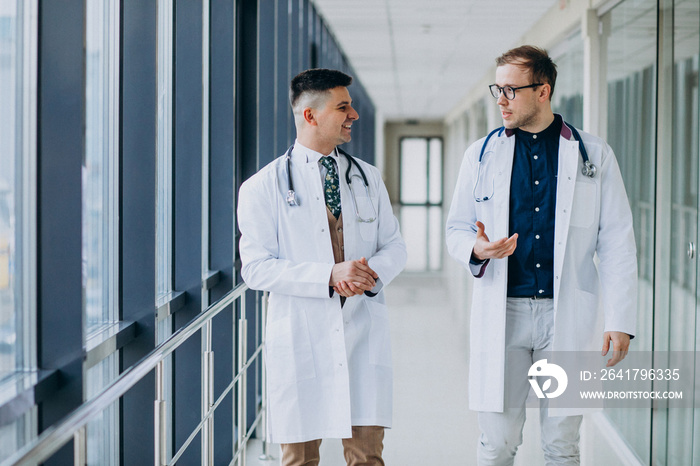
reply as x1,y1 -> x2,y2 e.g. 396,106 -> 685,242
330,257 -> 378,298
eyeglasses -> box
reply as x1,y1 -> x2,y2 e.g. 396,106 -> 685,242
489,83 -> 543,100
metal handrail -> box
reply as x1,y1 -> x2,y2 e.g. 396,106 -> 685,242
2,282 -> 260,466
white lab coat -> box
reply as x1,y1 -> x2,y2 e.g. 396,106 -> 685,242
446,122 -> 637,415
238,144 -> 406,443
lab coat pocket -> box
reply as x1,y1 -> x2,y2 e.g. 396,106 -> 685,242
354,196 -> 378,242
265,314 -> 316,385
366,300 -> 392,367
570,182 -> 596,229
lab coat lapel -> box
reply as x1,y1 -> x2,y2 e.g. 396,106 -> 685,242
553,137 -> 579,302
493,134 -> 515,238
338,155 -> 356,261
297,152 -> 336,264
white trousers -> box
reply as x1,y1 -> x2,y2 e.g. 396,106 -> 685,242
477,298 -> 582,466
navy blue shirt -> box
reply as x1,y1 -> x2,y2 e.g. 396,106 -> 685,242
507,115 -> 562,297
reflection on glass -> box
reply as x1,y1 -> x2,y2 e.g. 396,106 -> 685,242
155,2 -> 175,459
0,0 -> 20,381
86,357 -> 118,465
668,0 -> 699,464
83,0 -> 119,464
551,30 -> 583,128
157,0 -> 174,302
83,0 -> 113,333
604,0 -> 657,462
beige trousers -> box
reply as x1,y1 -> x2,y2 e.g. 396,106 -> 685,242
280,426 -> 385,466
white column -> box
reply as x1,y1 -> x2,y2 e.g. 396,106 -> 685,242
582,8 -> 610,138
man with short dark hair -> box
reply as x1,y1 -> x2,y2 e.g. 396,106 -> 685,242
446,46 -> 638,465
238,68 -> 406,466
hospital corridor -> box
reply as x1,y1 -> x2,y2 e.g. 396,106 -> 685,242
2,0 -> 700,464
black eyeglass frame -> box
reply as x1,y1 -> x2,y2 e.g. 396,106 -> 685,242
489,83 -> 544,100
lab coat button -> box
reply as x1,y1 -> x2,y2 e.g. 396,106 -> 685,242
321,228 -> 325,232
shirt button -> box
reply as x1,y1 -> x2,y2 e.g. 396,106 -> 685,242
535,234 -> 540,239
539,289 -> 544,294
535,207 -> 540,212
535,180 -> 540,185
533,135 -> 538,139
534,155 -> 539,160
536,263 -> 541,268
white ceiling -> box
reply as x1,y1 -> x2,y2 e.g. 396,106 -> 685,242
312,0 -> 560,121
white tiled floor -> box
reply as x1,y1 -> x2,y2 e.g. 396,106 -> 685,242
245,272 -> 481,465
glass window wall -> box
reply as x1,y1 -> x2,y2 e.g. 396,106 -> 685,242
551,30 -> 584,128
603,0 -> 658,462
83,0 -> 120,464
0,0 -> 37,458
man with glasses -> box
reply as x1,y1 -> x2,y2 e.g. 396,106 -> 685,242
446,46 -> 638,465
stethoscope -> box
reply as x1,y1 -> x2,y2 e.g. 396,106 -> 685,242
473,122 -> 597,203
285,143 -> 377,223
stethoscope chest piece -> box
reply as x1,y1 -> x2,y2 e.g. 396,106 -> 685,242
286,190 -> 298,206
581,160 -> 597,178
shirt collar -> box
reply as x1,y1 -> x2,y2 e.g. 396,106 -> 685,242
293,139 -> 337,163
511,114 -> 562,142
503,113 -> 565,139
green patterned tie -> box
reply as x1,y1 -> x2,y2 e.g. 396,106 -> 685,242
320,156 -> 341,218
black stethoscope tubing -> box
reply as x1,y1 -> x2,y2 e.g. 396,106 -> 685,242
477,123 -> 596,176
284,143 -> 370,207
473,121 -> 596,203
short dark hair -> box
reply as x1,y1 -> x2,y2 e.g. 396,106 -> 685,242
496,45 -> 557,100
289,68 -> 353,108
